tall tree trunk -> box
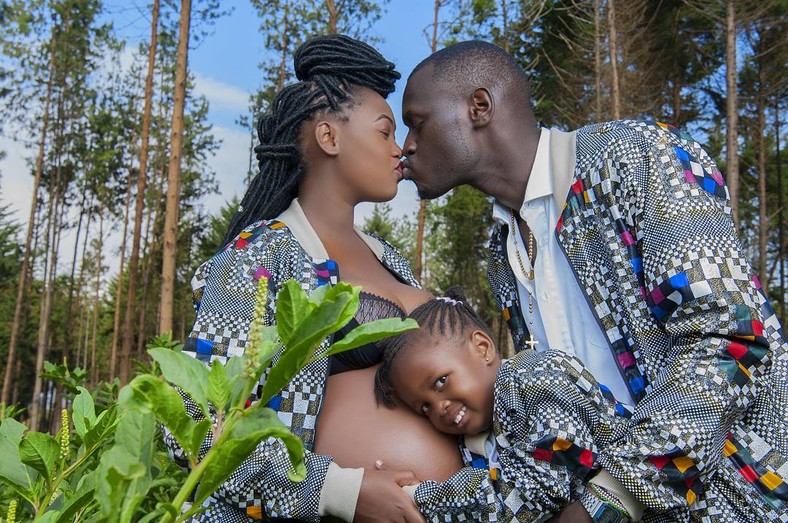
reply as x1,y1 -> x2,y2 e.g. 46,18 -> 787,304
110,144 -> 136,379
75,202 -> 94,370
414,0 -> 442,282
607,0 -> 621,119
594,0 -> 602,119
90,215 -> 104,386
326,0 -> 339,34
277,2 -> 290,92
757,67 -> 767,287
725,0 -> 739,228
65,199 -> 88,368
2,35 -> 56,405
500,0 -> 509,51
777,106 -> 784,326
159,0 -> 192,334
121,0 -> 159,384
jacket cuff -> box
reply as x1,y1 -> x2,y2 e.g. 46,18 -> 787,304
318,462 -> 364,522
589,469 -> 644,521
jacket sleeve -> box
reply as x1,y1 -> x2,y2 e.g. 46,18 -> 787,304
162,235 -> 335,522
412,466 -> 499,522
596,127 -> 780,513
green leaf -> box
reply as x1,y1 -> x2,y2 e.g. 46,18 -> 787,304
72,386 -> 96,439
261,287 -> 356,402
19,431 -> 59,486
148,347 -> 210,417
320,318 -> 419,358
274,280 -> 314,345
55,470 -> 96,523
194,406 -> 305,507
96,409 -> 155,523
207,360 -> 231,412
0,418 -> 36,495
84,404 -> 119,449
119,375 -> 208,459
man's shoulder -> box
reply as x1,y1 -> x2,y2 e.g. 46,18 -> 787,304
576,119 -> 698,147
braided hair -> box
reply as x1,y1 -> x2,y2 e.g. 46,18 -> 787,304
374,286 -> 494,407
222,34 -> 401,246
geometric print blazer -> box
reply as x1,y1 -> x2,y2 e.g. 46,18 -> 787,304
486,120 -> 788,521
165,203 -> 421,522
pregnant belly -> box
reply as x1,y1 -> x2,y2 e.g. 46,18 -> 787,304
313,365 -> 464,482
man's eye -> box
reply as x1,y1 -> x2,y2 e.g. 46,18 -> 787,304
434,376 -> 447,391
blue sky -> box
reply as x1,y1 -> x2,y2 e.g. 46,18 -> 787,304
0,0 -> 442,233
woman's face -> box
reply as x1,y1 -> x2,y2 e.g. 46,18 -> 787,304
333,87 -> 404,203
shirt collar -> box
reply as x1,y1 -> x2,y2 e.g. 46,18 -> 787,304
492,127 -> 552,223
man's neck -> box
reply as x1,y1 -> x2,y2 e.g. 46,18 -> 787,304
473,124 -> 542,211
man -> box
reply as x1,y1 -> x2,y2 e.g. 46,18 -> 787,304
399,40 -> 788,522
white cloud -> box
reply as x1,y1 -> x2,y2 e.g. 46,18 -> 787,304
193,73 -> 250,113
202,124 -> 252,213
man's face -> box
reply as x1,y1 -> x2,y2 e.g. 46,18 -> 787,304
401,64 -> 475,200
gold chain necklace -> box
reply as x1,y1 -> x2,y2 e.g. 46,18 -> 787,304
510,208 -> 539,350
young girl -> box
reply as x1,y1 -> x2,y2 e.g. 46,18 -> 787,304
375,287 -> 787,522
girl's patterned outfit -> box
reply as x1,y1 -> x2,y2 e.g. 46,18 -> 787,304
418,120 -> 787,522
163,199 -> 421,522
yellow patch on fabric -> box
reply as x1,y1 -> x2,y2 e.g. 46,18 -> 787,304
761,471 -> 783,491
723,439 -> 737,457
490,468 -> 498,480
270,222 -> 285,229
503,308 -> 511,320
737,361 -> 751,377
553,438 -> 572,451
239,231 -> 252,239
246,506 -> 263,519
673,456 -> 694,473
686,489 -> 696,505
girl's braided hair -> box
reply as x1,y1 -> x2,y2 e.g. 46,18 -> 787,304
222,34 -> 401,246
374,286 -> 494,407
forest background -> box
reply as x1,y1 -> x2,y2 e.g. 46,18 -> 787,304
0,0 -> 785,439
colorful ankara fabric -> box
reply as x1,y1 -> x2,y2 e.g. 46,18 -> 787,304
163,201 -> 421,522
488,120 -> 788,521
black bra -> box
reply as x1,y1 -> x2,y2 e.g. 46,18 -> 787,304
328,291 -> 406,375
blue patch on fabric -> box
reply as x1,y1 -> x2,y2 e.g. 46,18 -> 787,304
628,376 -> 645,395
268,395 -> 282,411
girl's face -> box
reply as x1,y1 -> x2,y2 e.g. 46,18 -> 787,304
390,331 -> 500,435
333,87 -> 404,203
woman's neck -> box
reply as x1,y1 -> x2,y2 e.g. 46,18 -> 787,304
297,188 -> 357,243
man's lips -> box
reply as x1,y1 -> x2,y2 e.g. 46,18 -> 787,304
399,160 -> 413,180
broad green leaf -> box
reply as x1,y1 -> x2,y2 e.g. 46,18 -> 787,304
224,354 -> 248,408
261,291 -> 355,402
274,280 -> 314,345
96,409 -> 155,523
36,510 -> 60,523
194,406 -> 305,507
19,431 -> 59,485
207,361 -> 231,412
55,469 -> 96,523
148,347 -> 210,417
0,418 -> 36,494
72,386 -> 96,439
120,375 -> 207,458
84,404 -> 119,449
320,318 -> 419,358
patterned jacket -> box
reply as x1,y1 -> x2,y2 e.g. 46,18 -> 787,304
166,199 -> 421,522
413,121 -> 788,522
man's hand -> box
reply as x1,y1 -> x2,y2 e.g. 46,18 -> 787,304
354,468 -> 425,523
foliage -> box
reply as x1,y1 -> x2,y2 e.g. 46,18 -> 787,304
0,279 -> 417,522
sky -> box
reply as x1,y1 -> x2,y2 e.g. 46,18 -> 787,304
0,0 -> 442,233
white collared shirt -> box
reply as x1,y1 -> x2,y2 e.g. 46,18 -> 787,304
492,129 -> 634,404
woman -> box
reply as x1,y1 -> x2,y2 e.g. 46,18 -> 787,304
171,35 -> 463,522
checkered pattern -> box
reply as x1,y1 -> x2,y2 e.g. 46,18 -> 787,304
488,120 -> 788,521
167,219 -> 420,522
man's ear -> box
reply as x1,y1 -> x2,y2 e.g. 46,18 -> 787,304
314,120 -> 340,156
469,87 -> 493,129
470,330 -> 496,365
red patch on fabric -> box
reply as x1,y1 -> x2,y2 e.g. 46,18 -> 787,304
579,449 -> 594,468
533,448 -> 554,463
727,341 -> 748,360
739,465 -> 759,483
650,455 -> 670,469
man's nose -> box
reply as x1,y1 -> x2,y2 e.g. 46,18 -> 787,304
402,133 -> 416,155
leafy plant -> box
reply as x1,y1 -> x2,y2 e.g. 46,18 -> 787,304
0,279 -> 417,522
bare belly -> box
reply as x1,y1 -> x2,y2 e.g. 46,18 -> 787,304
314,365 -> 464,482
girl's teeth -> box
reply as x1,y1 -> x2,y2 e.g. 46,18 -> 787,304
454,406 -> 467,425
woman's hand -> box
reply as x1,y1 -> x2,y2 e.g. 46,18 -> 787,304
354,467 -> 425,523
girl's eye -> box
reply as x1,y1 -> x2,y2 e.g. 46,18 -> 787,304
434,376 -> 447,391
421,403 -> 431,415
